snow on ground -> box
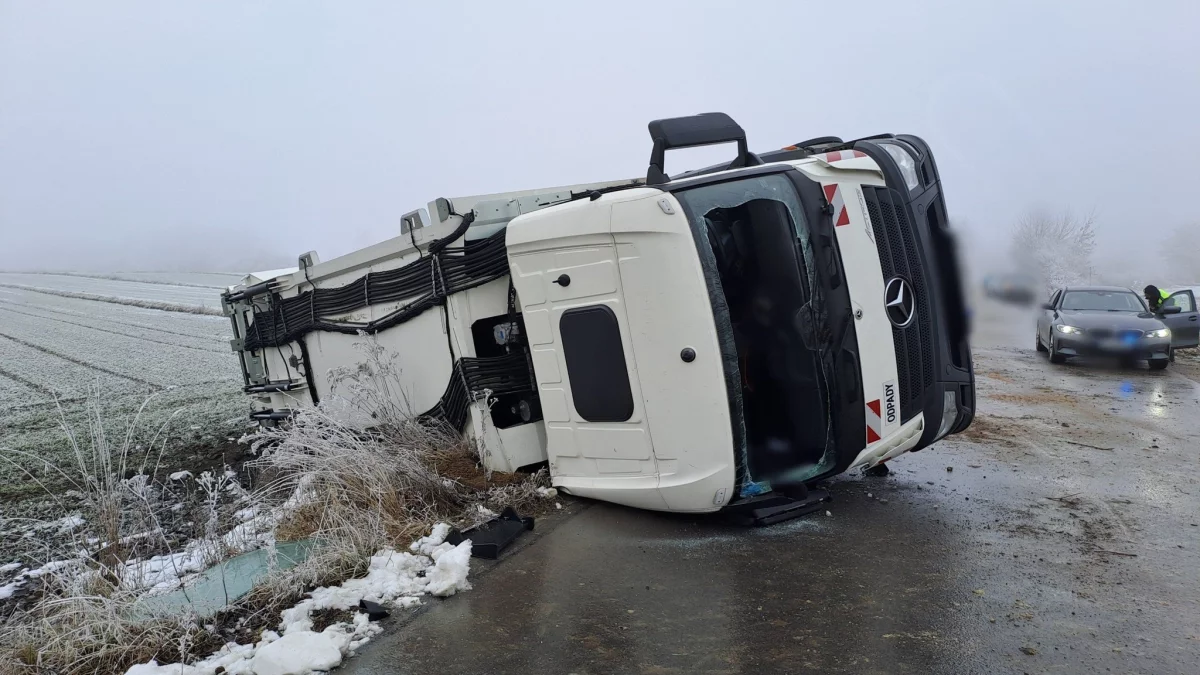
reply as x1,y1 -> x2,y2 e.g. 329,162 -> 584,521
0,280 -> 246,516
123,525 -> 474,675
0,304 -> 236,389
0,283 -> 238,415
0,285 -> 231,341
0,272 -> 223,308
0,558 -> 79,599
26,271 -> 246,289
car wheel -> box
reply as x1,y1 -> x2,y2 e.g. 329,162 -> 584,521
1149,358 -> 1169,371
1036,331 -> 1047,353
1048,335 -> 1066,364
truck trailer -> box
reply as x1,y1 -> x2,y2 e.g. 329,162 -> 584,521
222,113 -> 974,518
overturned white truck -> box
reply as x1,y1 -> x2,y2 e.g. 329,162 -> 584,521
223,113 -> 974,521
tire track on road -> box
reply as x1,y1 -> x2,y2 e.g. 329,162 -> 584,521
0,305 -> 225,355
0,332 -> 160,389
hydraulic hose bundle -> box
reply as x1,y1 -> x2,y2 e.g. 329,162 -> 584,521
242,216 -> 509,352
230,213 -> 532,431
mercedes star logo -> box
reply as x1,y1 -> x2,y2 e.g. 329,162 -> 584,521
885,277 -> 916,328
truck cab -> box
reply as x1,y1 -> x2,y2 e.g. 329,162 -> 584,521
223,113 -> 974,516
504,113 -> 973,511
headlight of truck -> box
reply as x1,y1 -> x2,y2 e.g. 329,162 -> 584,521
1054,324 -> 1082,335
935,390 -> 958,440
881,142 -> 920,191
1145,328 -> 1171,338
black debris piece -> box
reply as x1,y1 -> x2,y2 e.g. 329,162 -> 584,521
446,507 -> 535,559
724,488 -> 833,526
358,599 -> 390,621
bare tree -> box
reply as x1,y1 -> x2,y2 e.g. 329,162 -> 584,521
1010,210 -> 1096,291
1159,224 -> 1200,284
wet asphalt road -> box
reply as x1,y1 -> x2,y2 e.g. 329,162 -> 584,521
346,300 -> 1200,674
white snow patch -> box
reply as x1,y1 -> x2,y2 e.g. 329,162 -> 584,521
25,559 -> 75,578
57,515 -> 86,533
251,631 -> 342,675
122,548 -> 209,593
423,541 -> 473,597
123,525 -> 473,675
408,522 -> 451,556
0,559 -> 80,602
0,562 -> 23,573
536,486 -> 558,498
169,471 -> 193,481
126,661 -> 202,675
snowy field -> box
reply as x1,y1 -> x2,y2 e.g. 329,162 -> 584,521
0,272 -> 227,309
0,279 -> 247,508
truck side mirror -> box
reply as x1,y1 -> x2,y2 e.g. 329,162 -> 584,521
1041,302 -> 1054,311
1160,305 -> 1182,315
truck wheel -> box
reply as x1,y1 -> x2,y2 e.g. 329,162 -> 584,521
1149,358 -> 1169,370
1048,336 -> 1066,364
1036,332 -> 1047,353
865,463 -> 890,477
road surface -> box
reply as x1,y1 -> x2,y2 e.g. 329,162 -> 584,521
345,299 -> 1200,674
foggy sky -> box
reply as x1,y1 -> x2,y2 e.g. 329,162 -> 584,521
1,1 -> 1198,274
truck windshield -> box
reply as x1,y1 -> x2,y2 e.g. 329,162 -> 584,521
675,173 -> 836,489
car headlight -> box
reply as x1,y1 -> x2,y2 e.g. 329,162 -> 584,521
1054,324 -> 1082,334
880,143 -> 920,191
1146,328 -> 1171,338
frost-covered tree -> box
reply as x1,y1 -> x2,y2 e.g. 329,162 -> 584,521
1010,210 -> 1096,292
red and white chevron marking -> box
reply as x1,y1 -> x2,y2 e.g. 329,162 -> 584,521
822,183 -> 851,227
817,150 -> 867,163
866,398 -> 882,444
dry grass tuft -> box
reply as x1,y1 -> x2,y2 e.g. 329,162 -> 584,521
0,339 -> 551,674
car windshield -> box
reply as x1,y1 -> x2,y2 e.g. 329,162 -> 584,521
1061,290 -> 1144,312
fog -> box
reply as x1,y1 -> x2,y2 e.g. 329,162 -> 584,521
1,1 -> 1197,278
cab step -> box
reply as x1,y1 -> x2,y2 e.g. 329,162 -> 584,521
725,489 -> 832,526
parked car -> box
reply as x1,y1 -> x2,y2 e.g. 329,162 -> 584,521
983,272 -> 1037,305
1035,285 -> 1199,369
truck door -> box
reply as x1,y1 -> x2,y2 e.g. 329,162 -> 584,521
505,191 -> 736,512
1161,290 -> 1200,349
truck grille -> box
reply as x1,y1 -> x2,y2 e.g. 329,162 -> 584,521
861,185 -> 933,422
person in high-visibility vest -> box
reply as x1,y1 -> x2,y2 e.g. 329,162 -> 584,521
1144,285 -> 1170,312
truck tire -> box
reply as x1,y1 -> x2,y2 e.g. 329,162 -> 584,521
1149,358 -> 1169,370
1036,332 -> 1047,353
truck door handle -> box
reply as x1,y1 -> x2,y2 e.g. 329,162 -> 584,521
1190,315 -> 1197,321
